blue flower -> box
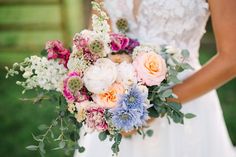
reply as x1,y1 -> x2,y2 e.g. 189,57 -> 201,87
110,107 -> 141,132
137,107 -> 149,127
118,86 -> 145,110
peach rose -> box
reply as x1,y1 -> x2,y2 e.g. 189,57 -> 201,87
133,52 -> 167,86
92,82 -> 125,108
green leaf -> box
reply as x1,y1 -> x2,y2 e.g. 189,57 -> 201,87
146,130 -> 154,137
70,131 -> 80,142
168,75 -> 182,84
114,133 -> 122,144
39,142 -> 46,154
181,49 -> 190,58
98,132 -> 107,141
26,145 -> 38,151
38,124 -> 48,131
180,63 -> 194,70
147,107 -> 159,118
175,65 -> 185,72
111,143 -> 119,154
59,141 -> 66,149
185,113 -> 196,119
50,131 -> 54,139
32,134 -> 42,142
78,146 -> 85,153
168,102 -> 182,110
172,112 -> 182,123
40,49 -> 48,57
162,89 -> 172,98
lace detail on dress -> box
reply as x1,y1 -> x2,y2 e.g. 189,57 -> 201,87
104,0 -> 210,67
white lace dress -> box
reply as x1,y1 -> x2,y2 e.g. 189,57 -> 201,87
74,0 -> 236,156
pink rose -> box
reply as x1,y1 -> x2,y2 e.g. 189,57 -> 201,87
133,52 -> 167,86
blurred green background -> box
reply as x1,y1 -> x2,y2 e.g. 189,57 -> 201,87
0,0 -> 235,157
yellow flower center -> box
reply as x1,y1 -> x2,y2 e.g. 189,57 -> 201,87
145,56 -> 159,74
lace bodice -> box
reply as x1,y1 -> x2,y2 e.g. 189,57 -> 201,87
104,0 -> 210,67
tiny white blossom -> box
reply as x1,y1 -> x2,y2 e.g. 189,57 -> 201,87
16,56 -> 67,92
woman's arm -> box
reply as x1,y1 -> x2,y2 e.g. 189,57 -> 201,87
171,0 -> 236,104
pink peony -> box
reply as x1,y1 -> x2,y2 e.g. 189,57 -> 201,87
63,72 -> 89,103
133,52 -> 167,86
45,40 -> 71,67
110,33 -> 129,52
86,107 -> 108,132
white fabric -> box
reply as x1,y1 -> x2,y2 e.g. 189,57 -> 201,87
74,0 -> 236,156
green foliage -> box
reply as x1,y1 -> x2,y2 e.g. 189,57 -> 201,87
99,131 -> 108,141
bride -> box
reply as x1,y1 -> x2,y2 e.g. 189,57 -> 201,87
75,0 -> 236,156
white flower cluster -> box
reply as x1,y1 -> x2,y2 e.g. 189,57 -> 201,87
67,47 -> 90,72
91,1 -> 111,46
132,44 -> 161,59
17,56 -> 67,92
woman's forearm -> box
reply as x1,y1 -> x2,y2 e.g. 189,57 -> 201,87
172,53 -> 236,104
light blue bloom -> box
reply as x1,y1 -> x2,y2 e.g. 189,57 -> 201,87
118,86 -> 145,110
137,107 -> 149,126
110,107 -> 141,132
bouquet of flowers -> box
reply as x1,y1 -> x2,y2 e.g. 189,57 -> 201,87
6,2 -> 195,156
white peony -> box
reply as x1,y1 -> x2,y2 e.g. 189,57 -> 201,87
116,61 -> 137,88
83,58 -> 117,94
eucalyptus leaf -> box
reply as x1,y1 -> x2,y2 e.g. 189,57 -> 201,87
181,49 -> 190,58
59,141 -> 66,149
26,145 -> 38,151
114,133 -> 122,144
146,129 -> 154,137
98,132 -> 107,141
70,131 -> 80,142
38,124 -> 48,131
32,133 -> 42,142
148,107 -> 159,118
185,113 -> 196,119
111,143 -> 119,154
39,142 -> 46,154
168,102 -> 182,110
78,146 -> 85,153
180,63 -> 194,70
162,89 -> 173,98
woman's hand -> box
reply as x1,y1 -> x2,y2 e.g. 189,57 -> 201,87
121,118 -> 155,137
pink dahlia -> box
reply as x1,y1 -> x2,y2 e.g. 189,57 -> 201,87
86,107 -> 108,132
63,72 -> 89,103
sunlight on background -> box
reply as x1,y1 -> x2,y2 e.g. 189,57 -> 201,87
0,0 -> 235,157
